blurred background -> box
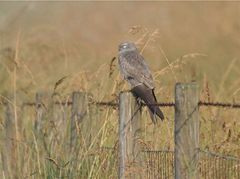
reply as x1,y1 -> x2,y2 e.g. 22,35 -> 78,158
0,1 -> 239,102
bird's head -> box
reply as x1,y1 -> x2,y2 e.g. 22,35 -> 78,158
118,42 -> 138,53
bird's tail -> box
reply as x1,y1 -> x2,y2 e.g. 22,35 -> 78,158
131,85 -> 164,124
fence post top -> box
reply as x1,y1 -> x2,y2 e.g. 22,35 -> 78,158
175,82 -> 198,88
119,91 -> 131,95
72,91 -> 87,95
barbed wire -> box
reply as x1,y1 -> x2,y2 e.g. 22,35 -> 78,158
92,101 -> 240,108
198,101 -> 240,108
2,100 -> 240,109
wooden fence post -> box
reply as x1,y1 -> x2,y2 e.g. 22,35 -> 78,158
70,92 -> 88,149
119,92 -> 143,179
3,98 -> 16,178
35,92 -> 44,132
174,82 -> 199,179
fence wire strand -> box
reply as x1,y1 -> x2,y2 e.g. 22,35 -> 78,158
18,100 -> 240,109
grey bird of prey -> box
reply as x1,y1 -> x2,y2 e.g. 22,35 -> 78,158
118,42 -> 164,123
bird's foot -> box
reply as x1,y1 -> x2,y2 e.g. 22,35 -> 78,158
136,97 -> 143,105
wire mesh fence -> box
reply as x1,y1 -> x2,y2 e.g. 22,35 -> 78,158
143,150 -> 174,179
199,150 -> 240,179
84,148 -> 240,178
141,149 -> 240,179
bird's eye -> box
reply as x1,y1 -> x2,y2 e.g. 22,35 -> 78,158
122,45 -> 127,49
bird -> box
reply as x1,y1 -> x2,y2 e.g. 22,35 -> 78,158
118,42 -> 164,123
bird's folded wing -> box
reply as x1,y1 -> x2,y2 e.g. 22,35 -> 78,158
119,52 -> 154,89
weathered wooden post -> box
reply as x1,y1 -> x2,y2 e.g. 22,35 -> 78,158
70,92 -> 88,149
35,92 -> 44,132
3,98 -> 17,178
174,82 -> 199,179
119,92 -> 143,179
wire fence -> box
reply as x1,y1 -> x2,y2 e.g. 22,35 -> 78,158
142,149 -> 240,179
199,149 -> 240,179
94,98 -> 240,178
1,90 -> 240,109
143,150 -> 174,179
17,100 -> 240,108
85,147 -> 240,179
1,91 -> 240,178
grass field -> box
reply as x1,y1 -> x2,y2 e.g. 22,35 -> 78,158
0,2 -> 240,178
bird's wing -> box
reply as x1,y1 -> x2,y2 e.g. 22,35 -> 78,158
131,84 -> 164,122
118,51 -> 154,89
